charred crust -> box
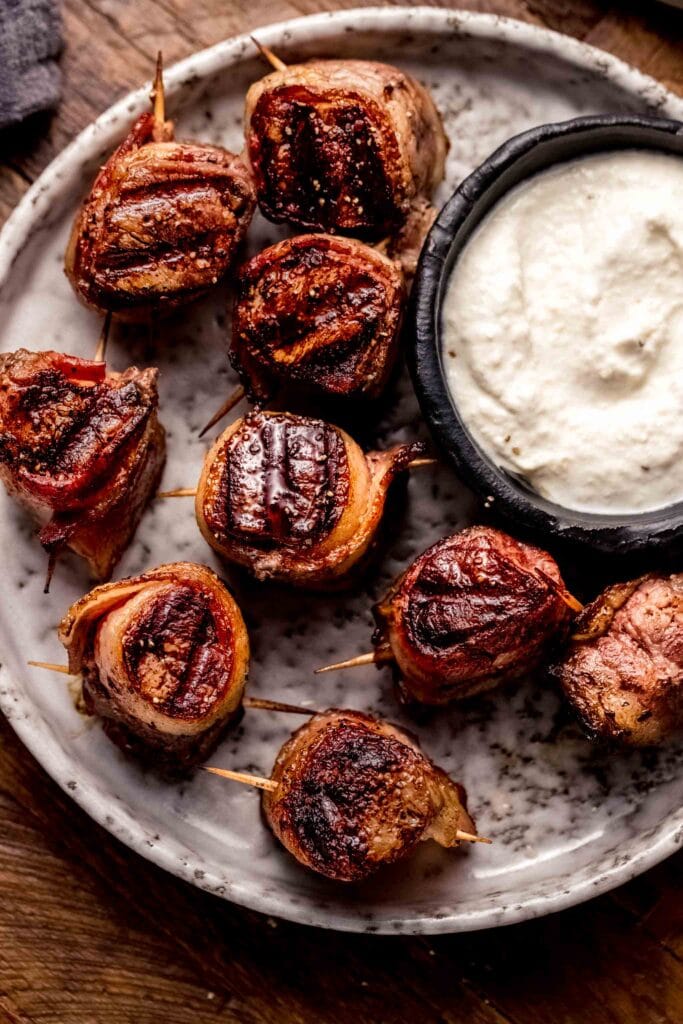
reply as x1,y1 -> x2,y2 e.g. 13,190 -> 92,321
0,350 -> 158,505
248,86 -> 402,237
231,234 -> 404,403
206,411 -> 349,552
375,527 -> 573,702
272,716 -> 429,881
404,533 -> 565,658
67,119 -> 256,318
120,584 -> 234,719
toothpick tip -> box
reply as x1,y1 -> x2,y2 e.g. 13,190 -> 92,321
456,830 -> 492,845
251,36 -> 288,73
198,386 -> 246,437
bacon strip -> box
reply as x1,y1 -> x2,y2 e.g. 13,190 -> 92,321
196,409 -> 424,587
553,573 -> 683,746
373,526 -> 575,704
59,562 -> 250,772
245,59 -> 447,239
263,708 -> 475,882
231,233 -> 405,405
65,112 -> 256,321
0,349 -> 165,582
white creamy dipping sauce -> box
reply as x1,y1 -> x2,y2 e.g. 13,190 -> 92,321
442,149 -> 683,514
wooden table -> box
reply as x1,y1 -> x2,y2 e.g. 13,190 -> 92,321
1,2 -> 682,1021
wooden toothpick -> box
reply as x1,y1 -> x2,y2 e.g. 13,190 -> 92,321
151,50 -> 165,126
94,311 -> 112,363
251,36 -> 288,73
315,651 -> 379,675
198,385 -> 246,438
28,660 -> 75,676
27,662 -> 316,717
157,455 -> 434,501
203,765 -> 278,792
156,487 -> 197,498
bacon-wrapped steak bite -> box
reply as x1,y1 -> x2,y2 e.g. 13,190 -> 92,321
263,709 -> 475,882
230,234 -> 405,405
245,59 -> 447,239
59,562 -> 249,772
553,574 -> 683,746
65,111 -> 255,321
196,409 -> 423,587
373,526 -> 575,705
0,349 -> 165,581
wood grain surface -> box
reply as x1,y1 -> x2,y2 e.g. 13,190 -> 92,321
1,2 -> 682,1022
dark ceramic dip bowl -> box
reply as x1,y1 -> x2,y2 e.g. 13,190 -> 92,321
410,114 -> 683,562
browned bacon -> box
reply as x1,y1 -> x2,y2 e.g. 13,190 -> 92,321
0,349 -> 165,581
59,562 -> 250,772
373,526 -> 574,704
65,112 -> 255,320
263,709 -> 475,881
553,573 -> 683,746
230,233 -> 405,404
245,59 -> 447,240
196,409 -> 423,587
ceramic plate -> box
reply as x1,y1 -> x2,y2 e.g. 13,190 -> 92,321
1,8 -> 682,935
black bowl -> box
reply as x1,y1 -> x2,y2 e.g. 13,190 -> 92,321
410,114 -> 683,563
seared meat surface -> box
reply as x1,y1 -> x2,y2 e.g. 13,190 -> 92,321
231,233 -> 405,404
65,112 -> 255,320
373,526 -> 575,704
196,409 -> 423,587
555,574 -> 683,746
0,349 -> 165,580
59,562 -> 249,772
245,59 -> 447,239
263,709 -> 475,882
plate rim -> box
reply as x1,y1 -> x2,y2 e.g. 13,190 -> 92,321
1,6 -> 682,935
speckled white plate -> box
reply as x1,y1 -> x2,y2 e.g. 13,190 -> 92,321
1,8 -> 682,935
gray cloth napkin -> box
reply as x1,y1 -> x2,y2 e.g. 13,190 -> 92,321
0,0 -> 62,131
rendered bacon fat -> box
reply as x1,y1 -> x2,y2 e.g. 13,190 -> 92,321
373,526 -> 574,704
65,111 -> 255,320
59,562 -> 249,771
554,574 -> 683,746
230,233 -> 405,404
245,59 -> 447,239
263,709 -> 475,882
196,410 -> 423,586
0,349 -> 165,581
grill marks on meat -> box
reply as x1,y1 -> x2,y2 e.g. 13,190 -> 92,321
249,86 -> 397,234
211,411 -> 348,551
373,526 -> 574,704
555,574 -> 683,746
196,410 -> 424,586
0,350 -> 165,580
59,562 -> 250,773
121,584 -> 232,720
231,234 -> 405,403
0,351 -> 152,505
65,112 -> 256,320
263,709 -> 475,882
245,60 -> 447,239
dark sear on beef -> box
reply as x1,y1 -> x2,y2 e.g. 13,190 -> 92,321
59,562 -> 250,774
263,709 -> 476,882
196,409 -> 425,588
553,573 -> 683,746
244,59 -> 447,250
0,349 -> 165,581
65,111 -> 255,321
230,233 -> 405,405
372,526 -> 577,705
